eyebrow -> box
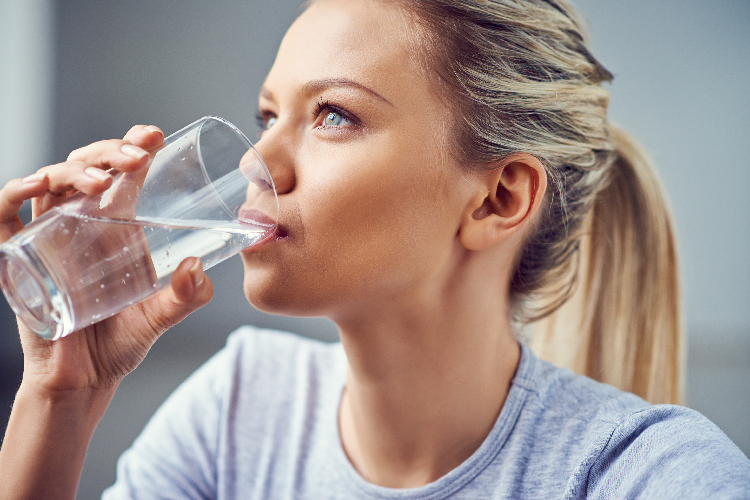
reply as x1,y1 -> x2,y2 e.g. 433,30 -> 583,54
260,78 -> 394,107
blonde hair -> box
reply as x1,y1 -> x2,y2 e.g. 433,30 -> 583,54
394,0 -> 684,403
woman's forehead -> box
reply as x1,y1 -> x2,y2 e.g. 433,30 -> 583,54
265,0 -> 425,98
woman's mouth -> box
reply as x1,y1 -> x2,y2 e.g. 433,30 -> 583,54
237,207 -> 288,250
238,208 -> 276,228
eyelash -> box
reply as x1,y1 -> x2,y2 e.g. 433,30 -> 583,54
254,100 -> 361,132
313,99 -> 360,128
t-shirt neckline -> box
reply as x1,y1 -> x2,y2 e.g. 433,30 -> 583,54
328,342 -> 536,500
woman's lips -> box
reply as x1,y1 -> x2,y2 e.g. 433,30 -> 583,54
238,208 -> 276,228
237,207 -> 287,249
241,226 -> 287,254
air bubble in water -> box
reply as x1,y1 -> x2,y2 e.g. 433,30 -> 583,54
100,284 -> 105,289
152,284 -> 157,288
95,298 -> 100,303
126,273 -> 130,277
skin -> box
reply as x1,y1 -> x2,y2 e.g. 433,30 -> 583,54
0,0 -> 547,496
0,127 -> 214,499
244,0 -> 548,488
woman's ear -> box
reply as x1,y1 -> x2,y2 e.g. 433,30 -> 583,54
459,153 -> 547,251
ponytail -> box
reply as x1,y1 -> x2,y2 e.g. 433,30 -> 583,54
530,125 -> 683,404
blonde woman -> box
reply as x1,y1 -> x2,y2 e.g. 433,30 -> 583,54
1,0 -> 748,498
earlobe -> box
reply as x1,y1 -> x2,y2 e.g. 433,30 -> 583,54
459,154 -> 547,251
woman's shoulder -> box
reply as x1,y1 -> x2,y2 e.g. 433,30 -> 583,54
513,343 -> 649,423
103,327 -> 346,498
513,344 -> 743,451
504,345 -> 750,498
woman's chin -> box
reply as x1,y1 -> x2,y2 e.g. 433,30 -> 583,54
242,277 -> 323,318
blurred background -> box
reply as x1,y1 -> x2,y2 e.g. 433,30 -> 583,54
1,0 -> 748,498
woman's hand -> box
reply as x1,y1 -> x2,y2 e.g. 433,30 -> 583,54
0,125 -> 214,500
2,125 -> 213,390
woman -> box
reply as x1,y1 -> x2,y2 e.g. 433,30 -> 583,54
1,0 -> 748,498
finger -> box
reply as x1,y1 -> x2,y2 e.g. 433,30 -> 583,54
0,174 -> 50,241
122,125 -> 165,153
67,139 -> 151,174
138,257 -> 213,336
0,174 -> 50,221
36,161 -> 116,197
171,257 -> 213,305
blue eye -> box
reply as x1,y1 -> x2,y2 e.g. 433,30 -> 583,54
313,100 -> 359,129
255,111 -> 277,133
323,111 -> 350,127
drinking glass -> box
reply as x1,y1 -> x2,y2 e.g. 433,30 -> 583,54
0,116 -> 278,340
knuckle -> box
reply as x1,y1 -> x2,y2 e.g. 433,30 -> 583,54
138,301 -> 174,336
68,139 -> 124,162
67,146 -> 86,161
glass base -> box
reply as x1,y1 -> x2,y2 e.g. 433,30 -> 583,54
0,239 -> 72,340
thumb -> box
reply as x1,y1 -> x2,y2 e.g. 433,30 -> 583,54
139,257 -> 213,336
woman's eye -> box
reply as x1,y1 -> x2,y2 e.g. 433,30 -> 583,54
313,100 -> 359,130
322,111 -> 350,127
255,111 -> 277,133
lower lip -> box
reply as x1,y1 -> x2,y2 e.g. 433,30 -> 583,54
242,227 -> 288,254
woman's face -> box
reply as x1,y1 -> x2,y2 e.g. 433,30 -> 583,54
241,0 -> 473,320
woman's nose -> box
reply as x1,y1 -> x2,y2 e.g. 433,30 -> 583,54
254,128 -> 296,196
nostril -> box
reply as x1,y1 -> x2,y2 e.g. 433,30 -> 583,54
251,178 -> 274,193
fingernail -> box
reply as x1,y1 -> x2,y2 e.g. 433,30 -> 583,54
22,173 -> 46,184
121,144 -> 148,160
189,258 -> 204,289
145,125 -> 162,135
84,167 -> 112,182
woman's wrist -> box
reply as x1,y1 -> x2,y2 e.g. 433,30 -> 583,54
16,374 -> 119,418
0,377 -> 118,500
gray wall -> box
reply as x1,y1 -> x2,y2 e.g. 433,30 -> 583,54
0,0 -> 54,186
0,1 -> 747,498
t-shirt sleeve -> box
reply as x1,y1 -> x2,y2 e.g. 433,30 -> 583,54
585,405 -> 750,499
101,337 -> 236,500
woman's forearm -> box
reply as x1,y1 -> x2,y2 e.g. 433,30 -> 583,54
0,379 -> 117,500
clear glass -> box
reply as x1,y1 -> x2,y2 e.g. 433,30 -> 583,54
0,116 -> 278,340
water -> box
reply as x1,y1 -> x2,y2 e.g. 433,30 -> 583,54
13,206 -> 269,335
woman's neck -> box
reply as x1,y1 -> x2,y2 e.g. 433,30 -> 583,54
335,255 -> 521,488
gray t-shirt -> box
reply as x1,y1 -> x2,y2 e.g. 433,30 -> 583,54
103,327 -> 750,499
